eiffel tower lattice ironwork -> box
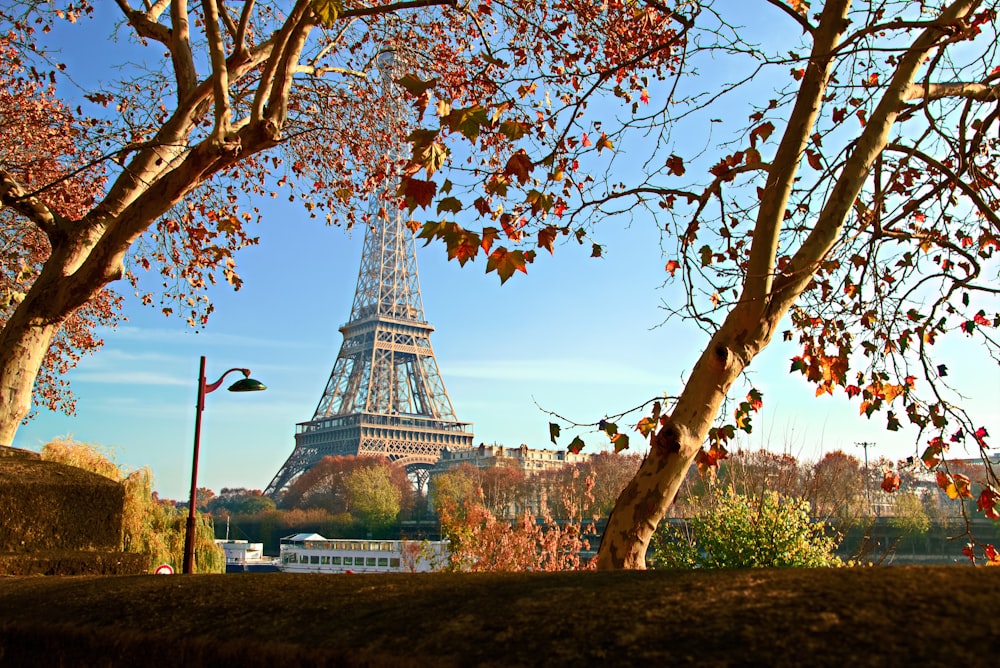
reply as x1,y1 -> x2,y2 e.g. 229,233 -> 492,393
265,203 -> 475,496
265,57 -> 473,497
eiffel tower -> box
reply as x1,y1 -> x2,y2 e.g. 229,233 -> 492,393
265,55 -> 473,498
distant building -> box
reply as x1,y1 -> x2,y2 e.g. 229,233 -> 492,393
434,443 -> 590,476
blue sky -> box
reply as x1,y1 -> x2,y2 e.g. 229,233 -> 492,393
10,3 -> 999,499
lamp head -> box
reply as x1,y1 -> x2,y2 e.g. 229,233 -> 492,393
228,378 -> 267,392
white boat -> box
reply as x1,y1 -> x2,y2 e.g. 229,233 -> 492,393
278,533 -> 448,573
215,539 -> 280,573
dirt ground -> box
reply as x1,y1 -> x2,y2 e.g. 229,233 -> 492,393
0,566 -> 996,667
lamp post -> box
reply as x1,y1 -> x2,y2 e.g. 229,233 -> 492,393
183,356 -> 266,574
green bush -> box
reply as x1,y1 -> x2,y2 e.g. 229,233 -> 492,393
651,488 -> 842,569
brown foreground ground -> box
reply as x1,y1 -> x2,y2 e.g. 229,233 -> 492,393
0,566 -> 997,667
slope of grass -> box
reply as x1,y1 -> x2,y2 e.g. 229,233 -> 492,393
0,567 -> 996,666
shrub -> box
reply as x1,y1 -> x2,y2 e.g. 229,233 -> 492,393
651,488 -> 842,569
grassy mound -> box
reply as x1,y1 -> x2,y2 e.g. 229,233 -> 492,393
0,446 -> 144,575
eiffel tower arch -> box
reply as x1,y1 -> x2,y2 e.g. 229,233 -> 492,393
266,55 -> 473,498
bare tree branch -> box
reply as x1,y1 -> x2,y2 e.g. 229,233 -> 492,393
201,0 -> 234,146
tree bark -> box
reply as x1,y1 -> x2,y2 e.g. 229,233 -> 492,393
595,0 -> 981,570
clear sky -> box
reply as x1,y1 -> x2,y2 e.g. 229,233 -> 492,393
10,3 -> 999,499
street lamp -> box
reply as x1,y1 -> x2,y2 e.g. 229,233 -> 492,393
182,355 -> 266,574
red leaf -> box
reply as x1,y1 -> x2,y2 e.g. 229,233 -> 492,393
749,121 -> 775,147
978,489 -> 1000,520
665,259 -> 680,276
666,154 -> 685,176
396,177 -> 437,211
880,470 -> 901,493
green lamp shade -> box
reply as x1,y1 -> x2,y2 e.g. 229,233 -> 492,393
228,378 -> 267,392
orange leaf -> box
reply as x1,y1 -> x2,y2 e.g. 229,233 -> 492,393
486,248 -> 532,284
537,226 -> 558,254
880,471 -> 901,493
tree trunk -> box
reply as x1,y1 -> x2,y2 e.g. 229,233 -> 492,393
0,317 -> 60,445
596,306 -> 773,569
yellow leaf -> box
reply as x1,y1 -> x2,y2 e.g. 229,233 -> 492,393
309,0 -> 342,26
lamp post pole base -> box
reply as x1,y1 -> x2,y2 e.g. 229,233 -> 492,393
182,515 -> 197,574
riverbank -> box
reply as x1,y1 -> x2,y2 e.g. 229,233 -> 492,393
0,566 -> 996,666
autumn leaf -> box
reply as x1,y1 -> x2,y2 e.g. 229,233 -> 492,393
880,470 -> 901,493
537,226 -> 558,254
480,227 -> 499,254
699,245 -> 714,267
485,247 -> 532,284
309,0 -> 342,26
416,142 -> 448,178
567,436 -> 586,454
596,132 -> 613,153
921,437 -> 945,468
395,74 -> 438,97
396,177 -> 437,211
978,488 -> 1000,520
500,215 -> 523,242
504,150 -> 533,184
436,196 -> 463,215
499,120 -> 529,140
484,176 -> 510,197
937,470 -> 973,500
525,189 -> 553,215
666,154 -> 685,176
444,228 -> 482,266
805,149 -> 823,170
636,416 -> 658,439
749,121 -> 774,147
789,0 -> 810,16
442,105 -> 489,141
549,422 -> 561,444
665,259 -> 680,276
611,432 -> 630,452
987,545 -> 1000,566
695,444 -> 729,477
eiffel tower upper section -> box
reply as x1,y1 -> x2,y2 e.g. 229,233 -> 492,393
265,51 -> 473,497
310,201 -> 459,422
